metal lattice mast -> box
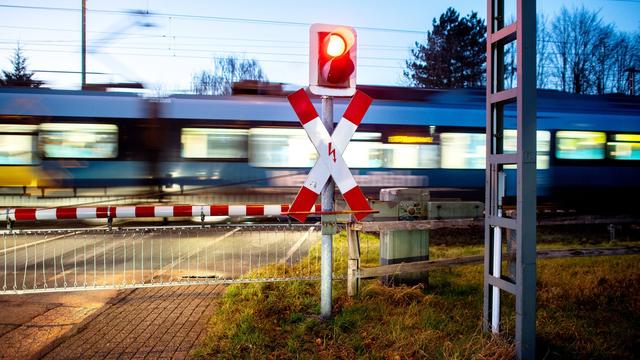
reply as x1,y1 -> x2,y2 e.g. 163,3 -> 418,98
484,0 -> 537,359
81,0 -> 86,87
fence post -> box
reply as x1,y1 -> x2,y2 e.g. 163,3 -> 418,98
347,222 -> 361,297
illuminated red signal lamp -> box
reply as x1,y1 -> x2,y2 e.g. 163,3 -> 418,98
310,24 -> 357,96
319,33 -> 355,86
325,34 -> 346,56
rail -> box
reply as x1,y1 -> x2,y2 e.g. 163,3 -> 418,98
357,246 -> 640,279
346,221 -> 640,296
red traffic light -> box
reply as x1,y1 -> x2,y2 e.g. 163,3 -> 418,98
318,32 -> 355,86
310,24 -> 357,96
325,34 -> 346,57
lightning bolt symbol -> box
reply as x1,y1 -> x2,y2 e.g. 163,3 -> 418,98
328,142 -> 337,163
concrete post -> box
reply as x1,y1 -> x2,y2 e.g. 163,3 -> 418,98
347,223 -> 361,297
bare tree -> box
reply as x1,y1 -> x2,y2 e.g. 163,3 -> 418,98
191,56 -> 267,95
543,7 -> 640,95
634,33 -> 640,95
592,24 -> 615,94
550,7 -> 572,92
609,32 -> 639,94
504,40 -> 517,89
611,34 -> 631,93
548,6 -> 623,94
569,7 -> 602,94
536,14 -> 552,89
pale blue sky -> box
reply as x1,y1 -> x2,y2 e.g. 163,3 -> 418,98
0,0 -> 638,92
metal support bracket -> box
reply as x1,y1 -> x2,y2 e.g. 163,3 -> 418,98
5,209 -> 14,232
347,223 -> 361,297
107,206 -> 113,231
321,214 -> 337,235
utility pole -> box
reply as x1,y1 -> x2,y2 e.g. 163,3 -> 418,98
81,0 -> 87,88
627,67 -> 638,96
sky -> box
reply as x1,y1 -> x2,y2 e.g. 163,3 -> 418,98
0,0 -> 639,92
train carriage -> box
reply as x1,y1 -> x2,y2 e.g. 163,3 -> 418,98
0,85 -> 638,211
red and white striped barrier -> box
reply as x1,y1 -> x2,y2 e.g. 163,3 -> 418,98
287,89 -> 373,223
3,204 -> 323,222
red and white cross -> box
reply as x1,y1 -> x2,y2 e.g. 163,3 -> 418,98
287,88 -> 373,222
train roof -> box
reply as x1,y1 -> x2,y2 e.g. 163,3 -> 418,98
0,86 -> 638,132
0,87 -> 147,119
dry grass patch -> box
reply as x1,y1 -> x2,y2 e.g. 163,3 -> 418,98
194,231 -> 639,359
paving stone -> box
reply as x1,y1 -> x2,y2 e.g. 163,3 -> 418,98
42,284 -> 222,359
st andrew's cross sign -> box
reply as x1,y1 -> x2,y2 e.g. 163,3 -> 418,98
286,89 -> 373,222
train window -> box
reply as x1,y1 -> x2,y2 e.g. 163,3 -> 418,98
249,128 -> 317,167
181,128 -> 248,159
383,143 -> 440,168
352,132 -> 382,141
503,130 -> 551,169
40,123 -> 118,159
440,133 -> 485,169
343,142 -> 385,168
608,134 -> 640,160
0,124 -> 38,165
555,131 -> 606,160
248,128 -> 386,168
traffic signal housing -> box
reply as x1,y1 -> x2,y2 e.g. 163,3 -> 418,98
309,24 -> 357,96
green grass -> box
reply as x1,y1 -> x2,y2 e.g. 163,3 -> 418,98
194,232 -> 640,359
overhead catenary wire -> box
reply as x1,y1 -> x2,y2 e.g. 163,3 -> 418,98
0,4 -> 417,81
0,41 -> 408,62
0,4 -> 427,35
3,3 -> 632,90
0,25 -> 414,51
0,46 -> 406,70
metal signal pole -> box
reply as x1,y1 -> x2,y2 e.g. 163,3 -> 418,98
81,0 -> 87,88
320,95 -> 335,319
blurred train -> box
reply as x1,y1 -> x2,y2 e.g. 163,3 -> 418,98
0,84 -> 639,211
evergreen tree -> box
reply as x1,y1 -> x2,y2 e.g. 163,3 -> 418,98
404,8 -> 486,89
0,45 -> 42,88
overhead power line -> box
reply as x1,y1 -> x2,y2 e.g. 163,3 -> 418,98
0,4 -> 426,35
602,0 -> 640,3
0,46 -> 406,70
0,40 -> 408,62
32,69 -> 109,74
0,25 -> 414,51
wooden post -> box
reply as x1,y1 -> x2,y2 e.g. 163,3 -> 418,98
347,222 -> 361,297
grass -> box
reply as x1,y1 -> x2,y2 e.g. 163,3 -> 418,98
430,223 -> 640,246
194,230 -> 640,359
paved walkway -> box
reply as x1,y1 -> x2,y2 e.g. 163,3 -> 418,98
42,285 -> 222,359
0,290 -> 119,360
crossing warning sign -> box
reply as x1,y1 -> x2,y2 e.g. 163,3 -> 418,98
286,88 -> 373,222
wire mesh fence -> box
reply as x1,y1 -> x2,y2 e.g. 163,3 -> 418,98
0,224 -> 352,294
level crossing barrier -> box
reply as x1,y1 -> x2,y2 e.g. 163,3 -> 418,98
4,204 -> 323,223
0,224 -> 348,294
0,204 -> 359,294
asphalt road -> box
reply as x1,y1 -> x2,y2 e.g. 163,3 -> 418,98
0,224 -> 321,293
